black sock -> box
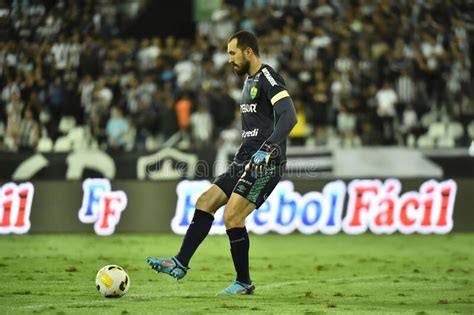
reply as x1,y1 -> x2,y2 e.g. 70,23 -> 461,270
226,227 -> 251,285
175,209 -> 214,267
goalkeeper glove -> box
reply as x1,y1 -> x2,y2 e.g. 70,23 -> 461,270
245,142 -> 278,177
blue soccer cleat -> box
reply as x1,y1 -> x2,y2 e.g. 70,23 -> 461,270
216,281 -> 255,296
146,256 -> 188,280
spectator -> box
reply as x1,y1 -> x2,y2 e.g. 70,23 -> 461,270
209,85 -> 236,134
174,50 -> 198,90
289,98 -> 307,146
395,68 -> 417,113
51,34 -> 68,74
18,107 -> 40,152
310,27 -> 332,58
190,103 -> 213,147
137,38 -> 158,73
400,104 -> 420,144
4,93 -> 23,151
337,101 -> 357,147
311,77 -> 330,145
1,78 -> 20,103
175,92 -> 192,140
330,71 -> 352,120
446,42 -> 470,116
47,76 -> 65,121
419,31 -> 446,109
375,82 -> 398,144
79,74 -> 95,116
160,93 -> 178,139
106,106 -> 129,151
334,43 -> 354,75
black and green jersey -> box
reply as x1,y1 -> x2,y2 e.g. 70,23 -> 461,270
235,64 -> 290,163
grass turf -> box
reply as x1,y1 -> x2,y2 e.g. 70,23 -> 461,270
0,233 -> 472,314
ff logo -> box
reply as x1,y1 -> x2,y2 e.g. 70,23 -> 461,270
78,179 -> 127,236
0,182 -> 34,234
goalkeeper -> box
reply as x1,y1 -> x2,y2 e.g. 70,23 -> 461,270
147,30 -> 297,296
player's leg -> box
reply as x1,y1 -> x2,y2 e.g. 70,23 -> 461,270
174,184 -> 228,266
146,184 -> 228,279
217,193 -> 256,295
218,164 -> 282,295
147,162 -> 245,280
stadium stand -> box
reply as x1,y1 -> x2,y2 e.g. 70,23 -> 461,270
0,0 -> 472,153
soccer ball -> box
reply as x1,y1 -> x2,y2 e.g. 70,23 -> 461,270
95,265 -> 130,298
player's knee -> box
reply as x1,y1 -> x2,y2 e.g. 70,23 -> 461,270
223,210 -> 244,228
195,192 -> 219,214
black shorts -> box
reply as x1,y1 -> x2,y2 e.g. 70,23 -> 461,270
213,161 -> 283,208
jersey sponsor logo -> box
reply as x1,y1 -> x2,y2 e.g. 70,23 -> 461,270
0,182 -> 34,234
236,184 -> 247,193
78,178 -> 128,236
242,128 -> 259,138
250,86 -> 258,99
238,178 -> 252,186
171,179 -> 457,235
262,68 -> 277,86
240,103 -> 257,113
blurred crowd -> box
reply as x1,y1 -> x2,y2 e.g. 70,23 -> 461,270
0,0 -> 473,153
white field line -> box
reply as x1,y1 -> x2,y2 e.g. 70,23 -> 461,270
258,275 -> 393,290
258,280 -> 309,290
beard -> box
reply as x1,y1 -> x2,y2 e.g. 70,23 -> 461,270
233,60 -> 250,76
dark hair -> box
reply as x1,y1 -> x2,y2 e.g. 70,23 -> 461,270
228,30 -> 259,56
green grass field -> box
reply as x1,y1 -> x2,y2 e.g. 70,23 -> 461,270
0,233 -> 472,314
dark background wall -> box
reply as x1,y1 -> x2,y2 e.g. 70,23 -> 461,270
0,151 -> 472,180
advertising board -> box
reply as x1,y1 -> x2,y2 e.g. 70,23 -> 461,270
0,178 -> 471,235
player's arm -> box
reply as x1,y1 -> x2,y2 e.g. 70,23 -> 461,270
247,90 -> 297,176
266,93 -> 297,146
